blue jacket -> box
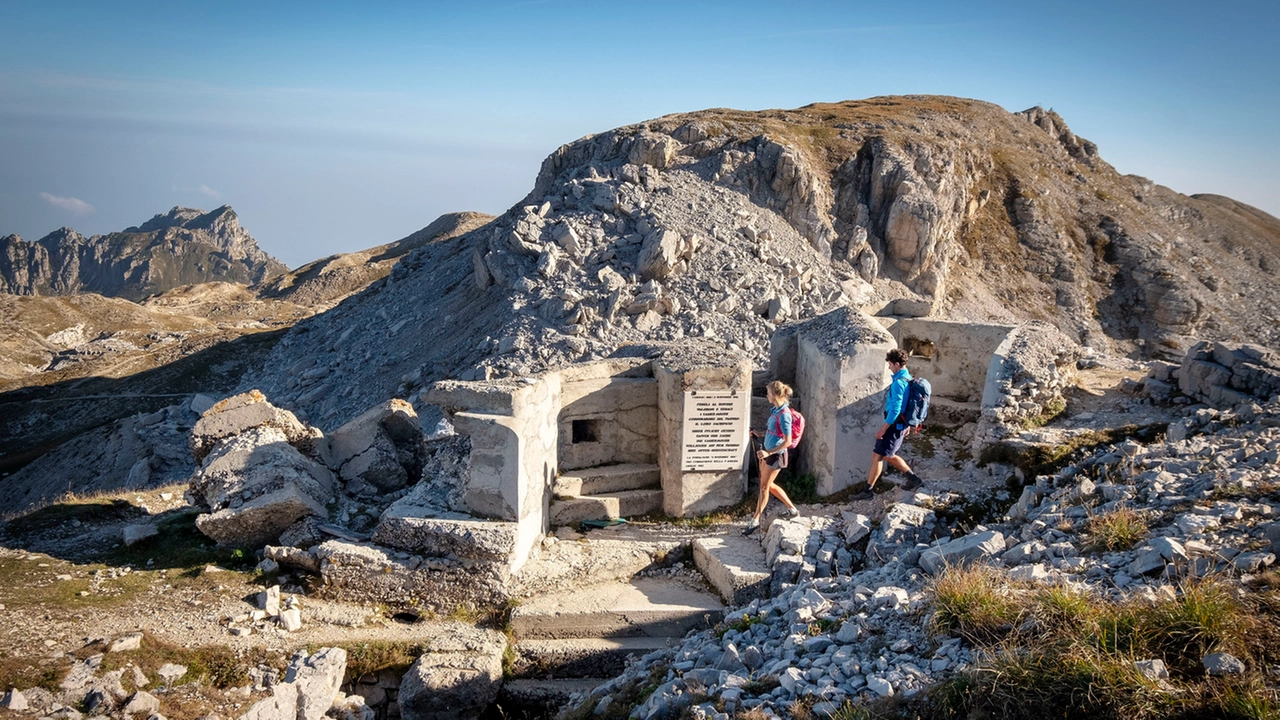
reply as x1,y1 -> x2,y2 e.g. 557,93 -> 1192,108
884,368 -> 912,425
764,402 -> 793,453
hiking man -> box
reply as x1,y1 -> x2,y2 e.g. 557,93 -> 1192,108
852,348 -> 924,500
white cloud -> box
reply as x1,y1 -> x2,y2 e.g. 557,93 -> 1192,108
198,184 -> 221,199
39,192 -> 94,215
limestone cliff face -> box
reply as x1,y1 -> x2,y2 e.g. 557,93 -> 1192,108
0,205 -> 286,302
529,97 -> 1279,354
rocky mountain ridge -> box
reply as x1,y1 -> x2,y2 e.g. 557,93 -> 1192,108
244,96 -> 1280,432
0,205 -> 287,302
0,212 -> 491,485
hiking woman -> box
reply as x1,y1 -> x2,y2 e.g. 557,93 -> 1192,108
744,380 -> 801,535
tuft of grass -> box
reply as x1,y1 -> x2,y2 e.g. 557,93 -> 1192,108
1084,506 -> 1148,552
1033,583 -> 1096,631
715,613 -> 761,640
922,575 -> 1279,720
934,645 -> 1166,720
927,563 -> 1023,643
1137,579 -> 1248,676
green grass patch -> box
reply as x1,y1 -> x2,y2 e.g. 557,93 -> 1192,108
919,575 -> 1280,720
100,634 -> 277,689
330,640 -> 424,680
107,509 -> 255,571
779,471 -> 820,504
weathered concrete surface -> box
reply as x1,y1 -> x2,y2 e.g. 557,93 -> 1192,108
509,577 -> 723,640
190,390 -> 322,463
372,505 -> 519,567
313,540 -> 509,611
324,399 -> 426,494
548,488 -> 664,526
557,376 -> 658,471
693,534 -> 771,605
774,307 -> 897,496
553,464 -> 660,497
189,426 -> 336,546
884,319 -> 1015,403
399,627 -> 506,720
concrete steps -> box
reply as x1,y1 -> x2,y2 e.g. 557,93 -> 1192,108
549,463 -> 663,526
509,636 -> 672,678
553,463 -> 661,497
692,532 -> 772,606
510,576 -> 724,640
548,488 -> 664,526
497,678 -> 609,716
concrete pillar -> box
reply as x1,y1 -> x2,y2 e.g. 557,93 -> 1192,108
425,374 -> 560,574
783,307 -> 897,496
654,349 -> 753,517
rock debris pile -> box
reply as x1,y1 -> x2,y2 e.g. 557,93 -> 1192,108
559,397 -> 1280,718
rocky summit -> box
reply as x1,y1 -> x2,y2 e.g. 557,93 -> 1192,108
246,96 -> 1280,432
0,205 -> 286,302
0,95 -> 1278,720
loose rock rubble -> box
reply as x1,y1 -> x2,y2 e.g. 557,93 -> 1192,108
558,397 -> 1280,718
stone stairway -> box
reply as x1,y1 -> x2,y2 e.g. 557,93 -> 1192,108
548,463 -> 663,526
496,520 -> 775,716
499,575 -> 726,715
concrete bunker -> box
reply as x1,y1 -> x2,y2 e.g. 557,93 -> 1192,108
421,341 -> 752,574
767,307 -> 1065,496
408,311 -> 1073,577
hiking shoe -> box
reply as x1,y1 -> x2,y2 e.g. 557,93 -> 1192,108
851,489 -> 874,502
902,473 -> 923,491
742,518 -> 761,536
787,506 -> 801,519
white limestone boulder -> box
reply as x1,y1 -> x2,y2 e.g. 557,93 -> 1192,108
190,427 -> 336,546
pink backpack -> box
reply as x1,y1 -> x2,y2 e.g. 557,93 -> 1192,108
787,407 -> 805,449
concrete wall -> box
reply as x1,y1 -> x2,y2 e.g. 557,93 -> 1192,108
425,351 -> 752,569
883,319 -> 1015,402
557,376 -> 659,470
431,374 -> 560,574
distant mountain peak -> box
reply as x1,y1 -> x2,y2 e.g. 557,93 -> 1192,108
1,205 -> 285,301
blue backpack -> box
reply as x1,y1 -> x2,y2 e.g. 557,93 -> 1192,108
901,377 -> 932,427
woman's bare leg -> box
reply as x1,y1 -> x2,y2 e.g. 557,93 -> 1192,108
753,461 -> 778,520
768,482 -> 796,510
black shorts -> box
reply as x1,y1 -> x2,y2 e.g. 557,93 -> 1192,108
764,448 -> 788,469
873,424 -> 908,457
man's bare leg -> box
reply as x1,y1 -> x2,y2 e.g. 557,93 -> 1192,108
867,452 -> 886,488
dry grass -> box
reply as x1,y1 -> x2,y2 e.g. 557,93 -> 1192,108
1084,506 -> 1149,552
923,568 -> 1280,720
927,563 -> 1024,643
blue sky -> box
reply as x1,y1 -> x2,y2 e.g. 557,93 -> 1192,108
1,1 -> 1276,268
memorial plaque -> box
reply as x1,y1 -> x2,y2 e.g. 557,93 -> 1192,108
681,389 -> 748,472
